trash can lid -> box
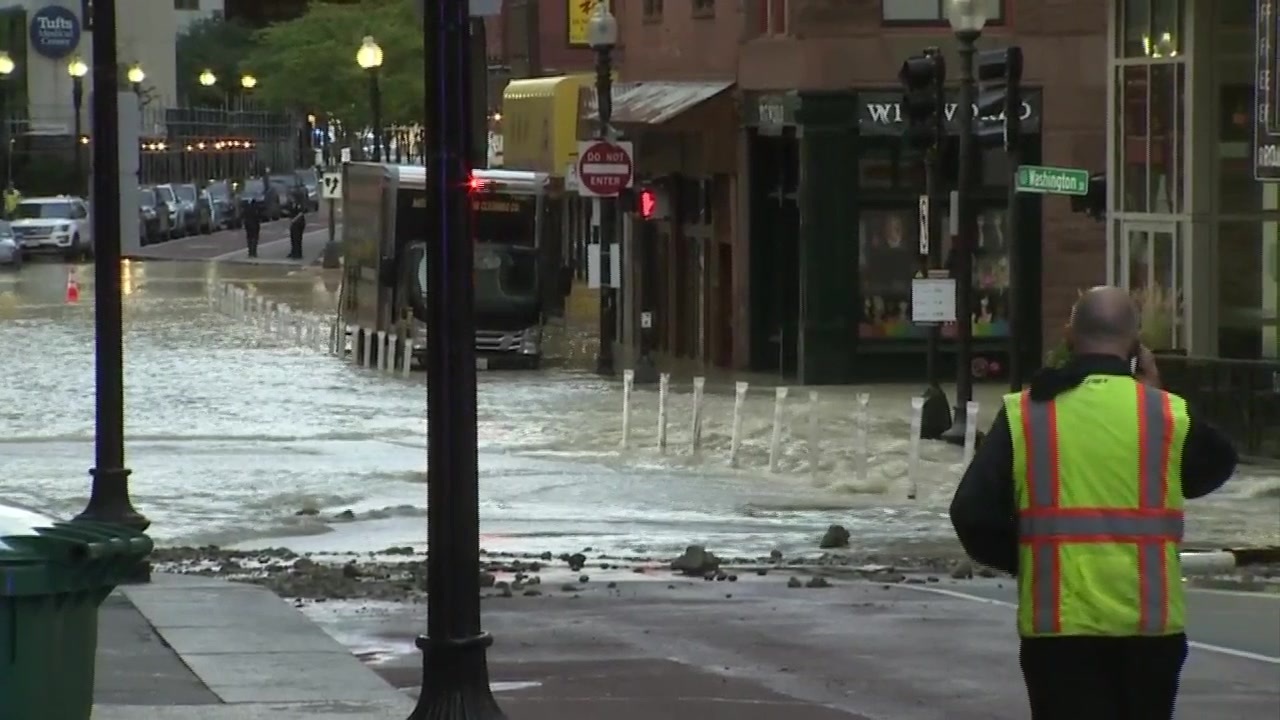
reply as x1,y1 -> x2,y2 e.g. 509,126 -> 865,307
0,504 -> 54,554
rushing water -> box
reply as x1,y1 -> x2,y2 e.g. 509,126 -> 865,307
1,260 -> 1277,559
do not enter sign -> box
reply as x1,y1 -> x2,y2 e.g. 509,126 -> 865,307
576,140 -> 634,197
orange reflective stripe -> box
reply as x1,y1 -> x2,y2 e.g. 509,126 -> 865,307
1019,386 -> 1183,635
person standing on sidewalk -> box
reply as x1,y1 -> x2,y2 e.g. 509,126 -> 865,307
287,208 -> 305,259
949,285 -> 1238,720
3,183 -> 20,220
243,198 -> 262,258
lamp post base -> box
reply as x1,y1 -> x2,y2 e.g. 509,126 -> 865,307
73,467 -> 152,584
407,633 -> 506,720
320,241 -> 341,269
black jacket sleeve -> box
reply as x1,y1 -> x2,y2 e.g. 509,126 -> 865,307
949,407 -> 1018,575
1180,410 -> 1238,500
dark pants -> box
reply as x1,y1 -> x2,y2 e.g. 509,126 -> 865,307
1021,634 -> 1188,720
245,226 -> 260,256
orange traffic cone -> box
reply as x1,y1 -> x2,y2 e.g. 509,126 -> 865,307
65,269 -> 80,304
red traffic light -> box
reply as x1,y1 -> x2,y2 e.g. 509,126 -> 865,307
638,187 -> 657,219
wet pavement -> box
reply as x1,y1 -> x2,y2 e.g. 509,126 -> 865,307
1,257 -> 1278,561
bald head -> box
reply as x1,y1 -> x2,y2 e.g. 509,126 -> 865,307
1068,286 -> 1139,356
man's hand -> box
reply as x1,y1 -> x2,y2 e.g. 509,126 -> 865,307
1135,344 -> 1161,388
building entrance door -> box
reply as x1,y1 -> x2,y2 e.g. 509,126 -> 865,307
1118,221 -> 1184,351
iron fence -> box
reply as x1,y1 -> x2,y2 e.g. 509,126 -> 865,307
1156,354 -> 1280,460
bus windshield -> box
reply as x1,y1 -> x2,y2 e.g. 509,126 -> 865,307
471,194 -> 535,246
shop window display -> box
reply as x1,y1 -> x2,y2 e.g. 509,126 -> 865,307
858,208 -> 1011,339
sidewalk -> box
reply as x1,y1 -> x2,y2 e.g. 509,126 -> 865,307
93,574 -> 412,719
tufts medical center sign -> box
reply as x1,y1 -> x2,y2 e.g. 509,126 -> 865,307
29,5 -> 81,60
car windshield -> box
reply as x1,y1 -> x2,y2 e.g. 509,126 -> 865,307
15,202 -> 72,219
139,190 -> 155,208
207,183 -> 229,198
176,185 -> 197,202
296,169 -> 317,187
243,179 -> 265,195
156,186 -> 176,202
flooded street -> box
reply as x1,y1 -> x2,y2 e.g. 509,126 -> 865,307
2,260 -> 1278,560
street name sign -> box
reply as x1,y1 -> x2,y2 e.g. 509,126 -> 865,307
576,140 -> 634,197
1015,165 -> 1089,195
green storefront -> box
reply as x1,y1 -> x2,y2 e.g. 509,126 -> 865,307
743,89 -> 1045,385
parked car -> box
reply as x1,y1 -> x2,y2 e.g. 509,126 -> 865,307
269,174 -> 308,217
10,196 -> 92,261
138,186 -> 172,245
205,180 -> 240,229
0,220 -> 21,269
295,167 -> 320,211
153,183 -> 185,238
239,177 -> 282,221
170,183 -> 208,235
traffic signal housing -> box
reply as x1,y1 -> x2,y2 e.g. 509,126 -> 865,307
899,49 -> 946,152
975,46 -> 1023,151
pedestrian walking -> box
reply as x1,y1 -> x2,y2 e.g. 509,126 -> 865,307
3,183 -> 20,220
288,209 -> 305,259
949,285 -> 1238,720
243,199 -> 261,258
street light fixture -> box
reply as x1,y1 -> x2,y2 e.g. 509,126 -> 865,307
939,0 -> 988,447
0,52 -> 13,192
240,73 -> 257,89
407,3 -> 505,718
127,63 -> 145,95
68,57 -> 89,195
199,69 -> 217,87
356,36 -> 384,162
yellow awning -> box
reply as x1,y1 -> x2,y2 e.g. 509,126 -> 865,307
501,75 -> 591,176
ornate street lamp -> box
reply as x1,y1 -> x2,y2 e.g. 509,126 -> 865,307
126,63 -> 145,94
73,0 -> 151,571
67,57 -> 89,195
587,1 -> 623,378
0,51 -> 13,191
939,0 -> 988,447
406,2 -> 504,719
199,69 -> 217,87
240,73 -> 257,90
355,36 -> 384,162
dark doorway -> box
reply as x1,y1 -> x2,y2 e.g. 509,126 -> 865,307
748,130 -> 800,376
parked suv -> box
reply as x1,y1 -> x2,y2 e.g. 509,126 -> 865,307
239,177 -> 282,221
295,167 -> 320,211
153,183 -> 185,238
170,183 -> 207,235
138,186 -> 172,245
10,196 -> 92,261
269,174 -> 308,217
205,180 -> 240,229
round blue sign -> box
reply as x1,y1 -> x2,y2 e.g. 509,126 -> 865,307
29,6 -> 81,60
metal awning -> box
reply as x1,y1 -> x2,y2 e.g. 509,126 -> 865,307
581,81 -> 735,125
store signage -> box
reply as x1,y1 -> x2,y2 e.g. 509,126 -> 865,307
29,5 -> 81,60
858,89 -> 1042,137
1254,0 -> 1280,180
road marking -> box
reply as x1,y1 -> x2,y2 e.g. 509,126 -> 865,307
212,228 -> 329,260
899,584 -> 1280,665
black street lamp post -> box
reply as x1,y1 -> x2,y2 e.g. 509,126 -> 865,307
940,0 -> 987,447
72,0 -> 150,556
590,2 -> 618,377
0,51 -> 14,195
68,57 -> 88,196
356,36 -> 384,162
407,0 -> 504,717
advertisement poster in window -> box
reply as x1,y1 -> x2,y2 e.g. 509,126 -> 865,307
858,208 -> 1011,339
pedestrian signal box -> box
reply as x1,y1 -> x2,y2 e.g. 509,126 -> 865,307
636,186 -> 669,220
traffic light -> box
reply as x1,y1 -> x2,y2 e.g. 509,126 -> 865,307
898,48 -> 945,152
975,46 -> 1023,150
1070,173 -> 1107,221
635,185 -> 669,220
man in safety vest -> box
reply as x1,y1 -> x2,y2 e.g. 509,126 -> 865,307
949,286 -> 1237,720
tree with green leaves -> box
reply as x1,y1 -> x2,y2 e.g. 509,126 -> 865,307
241,0 -> 424,130
175,17 -> 259,107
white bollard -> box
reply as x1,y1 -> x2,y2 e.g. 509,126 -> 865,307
962,401 -> 980,467
402,339 -> 413,376
620,369 -> 635,449
361,328 -> 373,367
690,377 -> 705,455
728,381 -> 748,467
807,390 -> 820,475
855,393 -> 871,485
294,316 -> 304,345
768,387 -> 788,473
907,396 -> 924,500
1180,551 -> 1238,575
376,331 -> 387,370
386,335 -> 397,372
656,373 -> 670,453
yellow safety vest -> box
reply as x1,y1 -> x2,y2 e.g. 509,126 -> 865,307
1005,375 -> 1190,638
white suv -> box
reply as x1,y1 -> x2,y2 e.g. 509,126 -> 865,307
10,196 -> 92,261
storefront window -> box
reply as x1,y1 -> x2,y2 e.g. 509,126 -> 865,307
1120,0 -> 1183,58
857,207 -> 1010,339
1118,63 -> 1184,213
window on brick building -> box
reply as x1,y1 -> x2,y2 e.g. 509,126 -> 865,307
758,0 -> 787,34
693,0 -> 715,18
882,0 -> 1005,25
643,0 -> 664,21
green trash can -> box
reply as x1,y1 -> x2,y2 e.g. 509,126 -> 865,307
0,508 -> 153,720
